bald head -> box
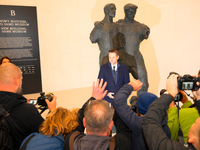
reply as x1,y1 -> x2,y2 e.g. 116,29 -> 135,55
0,63 -> 22,93
84,100 -> 114,134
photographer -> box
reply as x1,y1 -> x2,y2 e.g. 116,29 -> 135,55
168,90 -> 199,143
112,79 -> 170,150
142,74 -> 200,150
0,63 -> 56,149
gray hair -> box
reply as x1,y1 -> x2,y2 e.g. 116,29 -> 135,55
84,100 -> 114,134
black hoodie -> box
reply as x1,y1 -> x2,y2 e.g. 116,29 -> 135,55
0,91 -> 44,149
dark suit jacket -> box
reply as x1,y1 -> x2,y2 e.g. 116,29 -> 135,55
98,62 -> 130,103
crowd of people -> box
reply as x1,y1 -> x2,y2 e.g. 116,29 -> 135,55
0,55 -> 200,150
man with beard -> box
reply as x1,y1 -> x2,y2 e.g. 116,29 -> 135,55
0,63 -> 56,149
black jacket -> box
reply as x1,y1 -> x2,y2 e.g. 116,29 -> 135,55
0,91 -> 44,149
142,94 -> 196,150
112,84 -> 171,150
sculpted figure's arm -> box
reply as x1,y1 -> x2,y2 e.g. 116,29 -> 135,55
116,19 -> 123,24
90,26 -> 100,43
94,21 -> 104,30
140,24 -> 150,41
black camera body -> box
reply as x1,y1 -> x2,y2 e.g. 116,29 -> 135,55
129,96 -> 138,113
174,92 -> 183,102
37,92 -> 53,107
177,75 -> 200,91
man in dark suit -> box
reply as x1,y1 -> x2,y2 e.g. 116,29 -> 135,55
98,49 -> 130,104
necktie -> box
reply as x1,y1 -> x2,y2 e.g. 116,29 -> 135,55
113,66 -> 116,82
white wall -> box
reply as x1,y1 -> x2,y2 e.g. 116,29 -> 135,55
0,0 -> 200,109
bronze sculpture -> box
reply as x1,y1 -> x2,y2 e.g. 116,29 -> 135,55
90,3 -> 150,96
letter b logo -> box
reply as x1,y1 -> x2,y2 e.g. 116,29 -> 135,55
10,10 -> 16,16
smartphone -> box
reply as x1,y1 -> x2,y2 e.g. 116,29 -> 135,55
29,99 -> 37,105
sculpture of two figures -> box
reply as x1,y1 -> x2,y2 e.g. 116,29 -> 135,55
90,3 -> 150,96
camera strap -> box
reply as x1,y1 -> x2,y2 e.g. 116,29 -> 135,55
177,102 -> 184,144
38,106 -> 48,114
184,91 -> 194,100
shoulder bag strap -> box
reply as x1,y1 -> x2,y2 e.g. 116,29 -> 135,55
69,131 -> 81,150
0,104 -> 23,134
19,135 -> 35,150
109,136 -> 115,150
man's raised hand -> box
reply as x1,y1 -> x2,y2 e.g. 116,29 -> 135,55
92,79 -> 108,100
128,79 -> 143,91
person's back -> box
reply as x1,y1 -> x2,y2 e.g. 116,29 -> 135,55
112,80 -> 171,150
20,132 -> 64,150
142,74 -> 200,150
167,90 -> 200,143
20,107 -> 79,150
65,100 -> 131,150
0,63 -> 45,149
168,105 -> 199,143
180,107 -> 199,142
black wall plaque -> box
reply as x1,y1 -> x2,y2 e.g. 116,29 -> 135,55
0,5 -> 42,94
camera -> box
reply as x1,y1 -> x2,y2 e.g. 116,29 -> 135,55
129,96 -> 138,113
174,92 -> 183,102
177,75 -> 200,91
37,92 -> 53,107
